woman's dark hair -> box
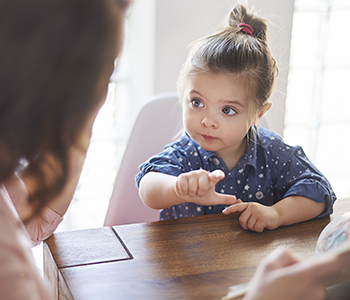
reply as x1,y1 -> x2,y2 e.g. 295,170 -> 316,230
177,5 -> 278,120
0,0 -> 129,217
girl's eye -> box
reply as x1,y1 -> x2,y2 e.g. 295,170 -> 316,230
191,99 -> 204,108
222,107 -> 237,116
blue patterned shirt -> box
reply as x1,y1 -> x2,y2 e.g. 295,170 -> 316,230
135,126 -> 336,220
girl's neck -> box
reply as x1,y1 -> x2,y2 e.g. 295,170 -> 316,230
215,136 -> 247,171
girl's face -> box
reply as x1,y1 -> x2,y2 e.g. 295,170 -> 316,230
182,71 -> 266,165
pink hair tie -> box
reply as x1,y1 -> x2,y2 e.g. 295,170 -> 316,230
237,23 -> 254,36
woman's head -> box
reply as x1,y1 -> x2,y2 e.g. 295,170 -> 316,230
0,0 -> 130,214
177,4 -> 278,123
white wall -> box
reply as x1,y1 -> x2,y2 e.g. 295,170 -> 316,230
129,0 -> 295,136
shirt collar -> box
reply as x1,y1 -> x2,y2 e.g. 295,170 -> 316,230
185,131 -> 259,171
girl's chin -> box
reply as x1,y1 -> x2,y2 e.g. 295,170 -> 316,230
197,141 -> 219,152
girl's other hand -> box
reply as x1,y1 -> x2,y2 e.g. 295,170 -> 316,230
174,169 -> 238,206
222,202 -> 281,232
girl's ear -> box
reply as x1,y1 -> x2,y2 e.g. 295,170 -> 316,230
254,102 -> 272,124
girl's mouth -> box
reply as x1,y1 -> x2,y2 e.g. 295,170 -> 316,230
202,134 -> 216,141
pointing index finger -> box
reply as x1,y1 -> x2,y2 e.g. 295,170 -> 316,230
209,169 -> 225,182
222,203 -> 248,215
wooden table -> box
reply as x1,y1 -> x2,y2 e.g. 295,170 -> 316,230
44,197 -> 350,300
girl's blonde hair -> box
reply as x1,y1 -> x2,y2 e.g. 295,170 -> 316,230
177,4 -> 278,123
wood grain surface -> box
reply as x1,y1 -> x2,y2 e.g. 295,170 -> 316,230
44,197 -> 350,300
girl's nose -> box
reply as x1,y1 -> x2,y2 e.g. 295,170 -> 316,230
201,114 -> 218,128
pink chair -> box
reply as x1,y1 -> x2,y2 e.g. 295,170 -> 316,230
104,93 -> 182,226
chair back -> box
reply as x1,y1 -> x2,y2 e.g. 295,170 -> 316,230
104,93 -> 182,226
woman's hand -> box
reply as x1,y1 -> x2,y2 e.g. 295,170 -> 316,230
244,246 -> 350,300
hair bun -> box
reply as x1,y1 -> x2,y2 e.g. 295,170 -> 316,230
228,5 -> 247,26
228,5 -> 267,41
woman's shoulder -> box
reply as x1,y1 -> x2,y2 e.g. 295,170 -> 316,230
0,185 -> 53,299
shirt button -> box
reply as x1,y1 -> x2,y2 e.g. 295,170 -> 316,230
213,158 -> 220,165
255,191 -> 264,200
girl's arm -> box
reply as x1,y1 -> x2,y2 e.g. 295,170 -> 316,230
138,172 -> 181,209
139,170 -> 239,209
272,195 -> 325,227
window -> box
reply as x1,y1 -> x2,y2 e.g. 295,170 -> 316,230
56,24 -> 133,231
284,0 -> 350,198
55,0 -> 157,231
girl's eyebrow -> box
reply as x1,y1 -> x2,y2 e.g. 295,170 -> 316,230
189,89 -> 203,97
189,89 -> 245,108
224,100 -> 245,108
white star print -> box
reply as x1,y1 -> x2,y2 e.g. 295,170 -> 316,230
244,185 -> 250,190
178,157 -> 183,162
196,207 -> 202,212
259,173 -> 264,178
238,168 -> 244,173
220,189 -> 225,193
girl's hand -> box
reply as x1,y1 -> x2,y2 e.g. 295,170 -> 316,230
222,202 -> 281,232
174,169 -> 238,206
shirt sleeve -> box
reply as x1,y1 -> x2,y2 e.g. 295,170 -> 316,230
5,174 -> 63,246
135,146 -> 187,188
273,146 -> 336,218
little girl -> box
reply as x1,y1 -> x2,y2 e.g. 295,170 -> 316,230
135,5 -> 336,232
